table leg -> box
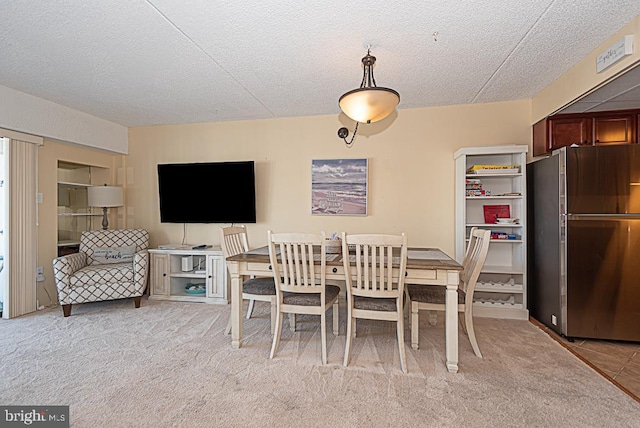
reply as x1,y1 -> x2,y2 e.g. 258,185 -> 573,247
445,270 -> 459,373
228,262 -> 243,348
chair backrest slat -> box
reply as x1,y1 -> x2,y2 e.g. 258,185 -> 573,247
363,244 -> 370,291
385,245 -> 393,291
306,243 -> 315,287
371,244 -> 378,291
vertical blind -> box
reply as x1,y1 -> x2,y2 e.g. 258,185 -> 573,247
4,138 -> 38,318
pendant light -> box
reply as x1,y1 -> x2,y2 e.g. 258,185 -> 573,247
337,48 -> 400,147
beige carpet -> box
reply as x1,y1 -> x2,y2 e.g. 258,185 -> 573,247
1,297 -> 639,427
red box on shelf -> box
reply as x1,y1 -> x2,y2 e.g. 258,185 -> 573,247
483,204 -> 510,223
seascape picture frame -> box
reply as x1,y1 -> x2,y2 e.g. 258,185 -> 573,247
311,158 -> 368,216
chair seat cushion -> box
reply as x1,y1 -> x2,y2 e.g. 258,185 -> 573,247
243,277 -> 276,295
354,296 -> 397,312
70,262 -> 134,288
282,285 -> 341,306
407,284 -> 466,305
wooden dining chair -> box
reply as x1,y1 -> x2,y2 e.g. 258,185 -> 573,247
267,231 -> 340,364
221,225 -> 276,335
341,232 -> 409,373
407,227 -> 491,357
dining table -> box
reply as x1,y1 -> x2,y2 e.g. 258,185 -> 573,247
225,246 -> 463,373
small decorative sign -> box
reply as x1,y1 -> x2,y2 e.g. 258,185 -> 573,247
92,245 -> 135,264
596,35 -> 633,73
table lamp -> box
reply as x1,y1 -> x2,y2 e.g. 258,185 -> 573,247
88,185 -> 123,230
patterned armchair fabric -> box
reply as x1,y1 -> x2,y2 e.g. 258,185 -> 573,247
53,229 -> 150,316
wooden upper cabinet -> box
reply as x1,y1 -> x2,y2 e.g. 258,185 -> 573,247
532,118 -> 548,157
532,116 -> 591,157
592,113 -> 635,145
549,117 -> 591,149
532,109 -> 638,156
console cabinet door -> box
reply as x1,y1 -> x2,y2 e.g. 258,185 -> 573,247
150,253 -> 170,297
593,113 -> 635,145
206,255 -> 227,301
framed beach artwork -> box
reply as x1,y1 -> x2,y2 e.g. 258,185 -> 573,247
311,158 -> 368,216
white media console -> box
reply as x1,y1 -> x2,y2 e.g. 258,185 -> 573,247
148,247 -> 228,304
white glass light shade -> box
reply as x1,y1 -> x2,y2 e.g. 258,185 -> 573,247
88,185 -> 123,207
339,87 -> 400,124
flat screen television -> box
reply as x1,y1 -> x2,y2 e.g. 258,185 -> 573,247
157,161 -> 256,223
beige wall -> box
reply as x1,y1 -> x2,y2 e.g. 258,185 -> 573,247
37,140 -> 122,306
127,100 -> 531,256
532,14 -> 640,122
34,101 -> 530,307
30,13 -> 640,309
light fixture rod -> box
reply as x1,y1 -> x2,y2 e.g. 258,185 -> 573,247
360,50 -> 377,89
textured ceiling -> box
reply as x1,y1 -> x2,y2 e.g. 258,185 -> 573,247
1,0 -> 640,127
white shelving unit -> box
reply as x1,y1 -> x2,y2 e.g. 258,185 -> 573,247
454,145 -> 529,320
57,162 -> 107,256
148,248 -> 228,304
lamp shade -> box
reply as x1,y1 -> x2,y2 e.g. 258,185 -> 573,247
339,87 -> 400,124
88,185 -> 123,208
338,49 -> 400,126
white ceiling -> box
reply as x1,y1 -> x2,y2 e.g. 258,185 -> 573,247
1,0 -> 640,128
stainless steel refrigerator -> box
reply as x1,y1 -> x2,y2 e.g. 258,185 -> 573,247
528,145 -> 640,341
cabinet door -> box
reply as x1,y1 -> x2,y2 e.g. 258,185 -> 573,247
549,117 -> 591,149
150,253 -> 170,296
532,118 -> 549,157
593,114 -> 635,145
206,255 -> 227,300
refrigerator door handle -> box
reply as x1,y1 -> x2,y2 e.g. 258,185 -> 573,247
566,213 -> 640,221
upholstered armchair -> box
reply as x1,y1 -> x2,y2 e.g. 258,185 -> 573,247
53,229 -> 150,317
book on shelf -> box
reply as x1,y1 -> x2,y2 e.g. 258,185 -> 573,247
467,164 -> 520,174
466,189 -> 491,196
466,178 -> 487,195
490,232 -> 519,240
483,204 -> 510,223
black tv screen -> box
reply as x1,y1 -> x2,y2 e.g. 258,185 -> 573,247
158,161 -> 256,223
